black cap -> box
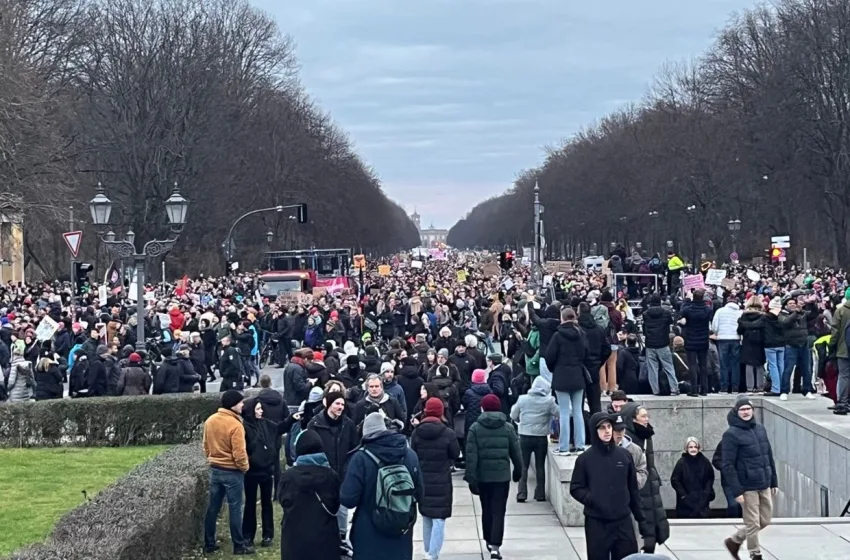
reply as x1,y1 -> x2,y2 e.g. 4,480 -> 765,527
590,411 -> 612,430
609,413 -> 626,431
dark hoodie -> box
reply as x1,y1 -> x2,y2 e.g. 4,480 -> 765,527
528,303 -> 561,356
243,400 -> 277,479
569,412 -> 645,523
737,311 -> 766,366
577,314 -> 611,382
544,322 -> 588,393
397,356 -> 424,420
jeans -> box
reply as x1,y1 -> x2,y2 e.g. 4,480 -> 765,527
837,358 -> 850,407
646,347 -> 679,395
518,435 -> 547,500
745,365 -> 765,393
337,505 -> 349,539
422,516 -> 446,559
555,390 -> 585,453
717,340 -> 741,392
782,345 -> 813,395
483,333 -> 496,355
242,475 -> 274,543
539,357 -> 552,384
204,468 -> 246,551
765,347 -> 784,393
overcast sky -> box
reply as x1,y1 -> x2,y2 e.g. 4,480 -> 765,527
252,0 -> 753,229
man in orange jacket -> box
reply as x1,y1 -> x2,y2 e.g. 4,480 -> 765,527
203,390 -> 253,555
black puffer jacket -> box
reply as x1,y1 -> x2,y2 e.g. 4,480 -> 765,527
461,382 -> 493,436
397,358 -> 424,419
762,313 -> 785,348
307,410 -> 359,479
737,312 -> 766,366
671,451 -> 715,518
779,309 -> 808,347
410,418 -> 460,519
34,360 -> 63,400
577,315 -> 611,382
642,305 -> 673,349
528,304 -> 561,356
679,301 -> 712,352
622,402 -> 670,548
544,322 -> 588,393
720,409 -> 777,499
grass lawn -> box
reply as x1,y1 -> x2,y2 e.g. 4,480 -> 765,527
0,446 -> 167,556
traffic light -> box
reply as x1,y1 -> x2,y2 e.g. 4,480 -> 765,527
499,250 -> 514,270
770,247 -> 783,261
74,262 -> 93,295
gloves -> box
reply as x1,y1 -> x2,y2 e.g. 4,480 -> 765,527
468,482 -> 480,495
512,470 -> 522,483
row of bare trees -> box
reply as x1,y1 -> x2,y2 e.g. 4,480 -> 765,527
0,0 -> 419,280
447,0 -> 850,267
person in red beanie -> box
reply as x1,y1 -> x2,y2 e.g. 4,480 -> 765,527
410,398 -> 460,560
117,351 -> 151,396
464,393 -> 522,559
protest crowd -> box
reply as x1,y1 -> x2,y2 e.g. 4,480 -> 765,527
3,245 -> 844,560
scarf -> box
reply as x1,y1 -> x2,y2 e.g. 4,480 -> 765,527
295,452 -> 330,467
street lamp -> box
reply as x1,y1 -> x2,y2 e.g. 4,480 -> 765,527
686,205 -> 697,270
648,210 -> 659,253
266,230 -> 274,245
728,218 -> 741,256
89,182 -> 189,351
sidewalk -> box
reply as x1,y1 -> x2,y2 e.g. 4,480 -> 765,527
426,473 -> 850,559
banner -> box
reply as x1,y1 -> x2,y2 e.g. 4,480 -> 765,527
378,265 -> 391,276
683,274 -> 705,290
104,261 -> 122,294
704,269 -> 726,286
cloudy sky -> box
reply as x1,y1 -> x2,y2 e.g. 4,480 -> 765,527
252,0 -> 754,229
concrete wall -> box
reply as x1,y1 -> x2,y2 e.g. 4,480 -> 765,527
545,394 -> 850,526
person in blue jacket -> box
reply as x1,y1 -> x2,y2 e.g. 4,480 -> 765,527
340,412 -> 424,560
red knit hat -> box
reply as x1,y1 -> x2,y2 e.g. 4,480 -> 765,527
424,397 -> 444,419
129,352 -> 142,364
471,369 -> 487,384
481,394 -> 501,412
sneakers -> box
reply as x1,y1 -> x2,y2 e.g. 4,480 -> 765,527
233,546 -> 256,555
202,545 -> 220,554
260,538 -> 273,547
724,537 -> 741,559
751,554 -> 764,560
516,493 -> 527,503
779,393 -> 788,401
805,393 -> 817,400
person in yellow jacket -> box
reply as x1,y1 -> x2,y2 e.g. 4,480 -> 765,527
203,390 -> 253,555
665,251 -> 685,296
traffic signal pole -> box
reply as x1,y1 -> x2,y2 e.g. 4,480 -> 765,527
69,206 -> 76,316
533,182 -> 541,284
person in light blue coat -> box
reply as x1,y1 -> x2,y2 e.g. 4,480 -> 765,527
510,376 -> 558,502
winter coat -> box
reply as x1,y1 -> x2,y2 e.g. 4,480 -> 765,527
34,360 -> 63,400
720,409 -> 777,498
464,411 -> 522,486
85,356 -> 108,397
830,300 -> 850,358
577,315 -> 611,382
642,305 -> 673,349
544,323 -> 588,394
448,351 -> 476,389
283,359 -> 310,407
243,411 -> 277,480
278,459 -> 341,560
307,410 -> 359,479
410,418 -> 461,519
671,452 -> 715,518
779,310 -> 808,347
103,355 -> 123,396
680,301 -> 712,352
340,431 -> 424,560
762,313 -> 785,348
397,360 -> 424,421
7,359 -> 36,402
528,304 -> 561,356
712,303 -> 743,340
737,312 -> 766,366
383,378 -> 408,419
510,376 -> 558,437
487,363 -> 512,416
353,393 -> 406,429
117,365 -> 151,396
621,403 -> 670,548
461,382 -> 493,436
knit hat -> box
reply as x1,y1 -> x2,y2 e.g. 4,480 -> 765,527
672,336 -> 684,347
346,354 -> 360,367
362,412 -> 388,439
768,297 -> 782,312
734,396 -> 753,412
424,397 -> 444,419
307,386 -> 324,404
295,429 -> 324,457
324,391 -> 346,408
96,344 -> 109,356
481,394 -> 501,412
380,361 -> 394,373
221,390 -> 244,410
471,369 -> 487,384
129,352 -> 142,364
437,348 -> 449,358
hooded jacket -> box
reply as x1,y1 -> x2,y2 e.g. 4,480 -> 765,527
461,382 -> 493,435
737,311 -> 766,366
278,458 -> 341,560
720,408 -> 777,498
510,376 -> 558,437
410,418 -> 460,519
528,304 -> 561,356
242,401 -> 277,479
464,411 -> 522,486
544,322 -> 588,393
570,412 -> 646,524
679,301 -> 712,352
712,302 -> 743,340
641,305 -> 673,349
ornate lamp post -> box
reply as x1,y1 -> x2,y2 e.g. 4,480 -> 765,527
727,218 -> 741,255
89,182 -> 189,350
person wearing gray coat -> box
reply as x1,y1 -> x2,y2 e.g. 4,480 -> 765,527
510,376 -> 558,502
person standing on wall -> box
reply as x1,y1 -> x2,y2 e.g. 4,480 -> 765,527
570,412 -> 649,560
721,396 -> 778,560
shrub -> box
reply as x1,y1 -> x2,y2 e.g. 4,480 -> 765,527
8,444 -> 209,560
0,393 -> 222,447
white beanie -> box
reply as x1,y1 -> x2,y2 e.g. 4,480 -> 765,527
768,297 -> 782,312
380,361 -> 394,373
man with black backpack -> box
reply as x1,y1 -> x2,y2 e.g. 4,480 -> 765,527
340,412 -> 424,560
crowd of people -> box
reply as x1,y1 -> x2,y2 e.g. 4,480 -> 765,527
0,247 -> 836,559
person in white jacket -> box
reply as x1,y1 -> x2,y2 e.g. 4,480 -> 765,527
712,300 -> 743,393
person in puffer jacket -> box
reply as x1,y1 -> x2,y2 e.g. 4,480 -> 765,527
380,361 -> 407,420
462,369 -> 492,436
510,376 -> 558,502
